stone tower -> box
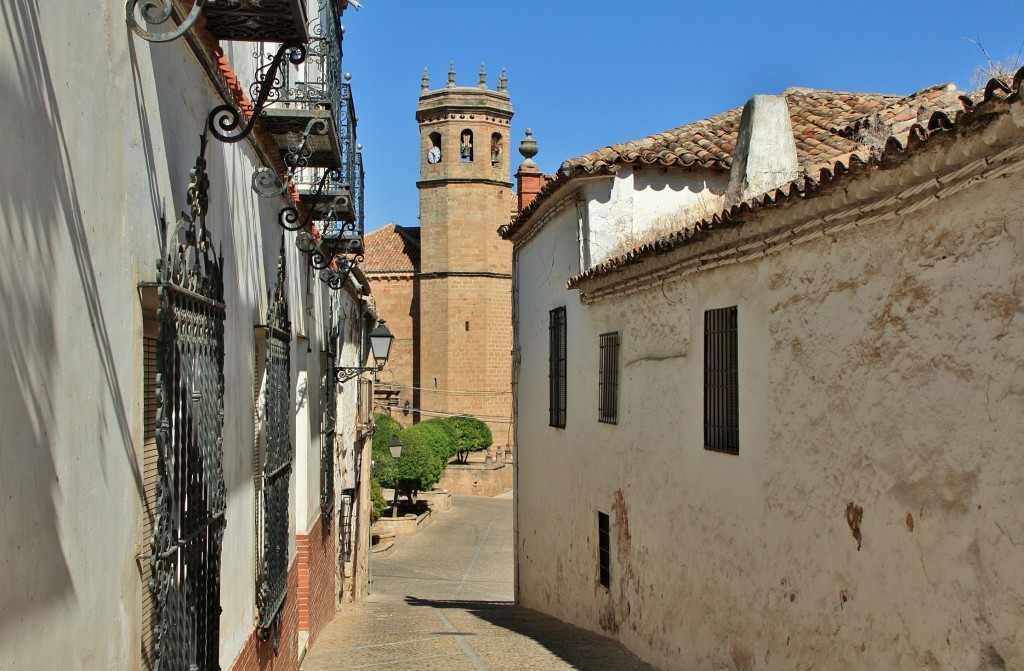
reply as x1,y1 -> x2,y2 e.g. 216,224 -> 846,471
415,63 -> 514,443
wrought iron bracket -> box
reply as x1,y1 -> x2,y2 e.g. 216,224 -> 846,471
317,255 -> 359,290
308,217 -> 356,270
208,42 -> 306,144
252,118 -> 329,199
333,364 -> 382,384
277,167 -> 341,231
126,0 -> 207,42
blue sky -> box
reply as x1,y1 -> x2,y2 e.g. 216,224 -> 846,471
342,2 -> 1024,233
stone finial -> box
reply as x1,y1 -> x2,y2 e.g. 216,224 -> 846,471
518,128 -> 538,169
447,61 -> 456,88
421,67 -> 429,92
498,67 -> 508,93
478,62 -> 487,88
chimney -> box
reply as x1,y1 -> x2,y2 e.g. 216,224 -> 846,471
726,95 -> 799,204
515,129 -> 545,212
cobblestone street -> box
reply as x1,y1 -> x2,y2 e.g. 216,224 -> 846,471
301,494 -> 657,670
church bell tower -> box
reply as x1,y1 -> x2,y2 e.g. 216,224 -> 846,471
415,62 -> 514,440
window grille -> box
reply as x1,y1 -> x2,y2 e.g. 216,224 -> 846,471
149,244 -> 227,671
598,511 -> 610,589
549,307 -> 567,428
598,332 -> 620,424
340,488 -> 355,562
257,244 -> 293,648
320,323 -> 338,518
704,306 -> 739,454
141,324 -> 158,671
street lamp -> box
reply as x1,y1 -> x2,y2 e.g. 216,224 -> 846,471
333,320 -> 394,383
387,435 -> 403,459
386,434 -> 404,518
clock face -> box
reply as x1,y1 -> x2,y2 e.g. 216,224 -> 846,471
427,146 -> 441,164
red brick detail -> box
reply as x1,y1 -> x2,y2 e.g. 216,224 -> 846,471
228,563 -> 300,671
295,513 -> 337,646
515,165 -> 551,212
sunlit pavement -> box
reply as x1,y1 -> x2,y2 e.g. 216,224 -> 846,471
301,494 -> 658,670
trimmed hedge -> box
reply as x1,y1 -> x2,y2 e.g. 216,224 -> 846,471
445,416 -> 492,464
370,412 -> 495,507
370,413 -> 403,487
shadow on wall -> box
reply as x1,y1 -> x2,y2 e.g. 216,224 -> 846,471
404,597 -> 658,670
0,0 -> 146,629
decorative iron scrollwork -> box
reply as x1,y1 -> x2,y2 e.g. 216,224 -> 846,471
318,256 -> 359,291
277,167 -> 341,231
208,42 -> 306,144
251,118 -> 329,199
126,0 -> 207,43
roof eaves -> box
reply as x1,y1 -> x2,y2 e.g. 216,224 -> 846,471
566,67 -> 1024,290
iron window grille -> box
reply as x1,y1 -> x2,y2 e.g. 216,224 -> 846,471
320,321 -> 338,519
147,136 -> 227,671
151,259 -> 227,671
140,323 -> 159,671
549,307 -> 567,428
257,244 -> 293,649
340,488 -> 355,563
598,332 -> 620,424
704,306 -> 739,454
598,511 -> 611,589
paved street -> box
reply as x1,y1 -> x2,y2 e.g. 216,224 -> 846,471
301,494 -> 658,670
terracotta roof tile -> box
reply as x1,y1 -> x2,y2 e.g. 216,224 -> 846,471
362,223 -> 420,273
562,67 -> 1024,289
501,82 -> 974,241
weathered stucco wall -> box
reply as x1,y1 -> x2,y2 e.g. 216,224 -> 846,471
514,131 -> 1024,669
585,168 -> 728,267
0,3 -> 358,668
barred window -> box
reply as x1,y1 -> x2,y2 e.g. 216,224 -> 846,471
598,511 -> 610,589
598,332 -> 620,424
257,248 -> 293,644
140,318 -> 158,671
549,307 -> 567,428
146,260 -> 227,671
704,306 -> 739,454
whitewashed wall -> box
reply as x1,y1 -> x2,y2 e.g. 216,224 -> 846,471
585,167 -> 729,267
0,2 -> 340,668
514,147 -> 1024,668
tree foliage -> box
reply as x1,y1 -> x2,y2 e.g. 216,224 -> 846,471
370,413 -> 403,487
444,416 -> 493,464
387,421 -> 448,502
369,413 -> 495,509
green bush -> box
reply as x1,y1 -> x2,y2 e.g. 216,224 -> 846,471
443,416 -> 492,464
388,421 -> 450,501
419,417 -> 459,461
371,413 -> 403,486
370,478 -> 387,521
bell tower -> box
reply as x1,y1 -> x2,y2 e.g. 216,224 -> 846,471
415,62 -> 514,440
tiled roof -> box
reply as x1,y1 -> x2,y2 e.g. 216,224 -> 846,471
362,223 -> 420,273
501,83 -> 969,240
564,67 -> 1024,289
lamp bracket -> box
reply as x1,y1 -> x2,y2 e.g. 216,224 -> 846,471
333,365 -> 381,384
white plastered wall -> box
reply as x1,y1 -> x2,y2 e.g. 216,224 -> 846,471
584,167 -> 729,268
0,3 -> 334,667
514,143 -> 1024,668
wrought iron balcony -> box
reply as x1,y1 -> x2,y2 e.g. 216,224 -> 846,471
127,0 -> 309,44
255,2 -> 345,170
